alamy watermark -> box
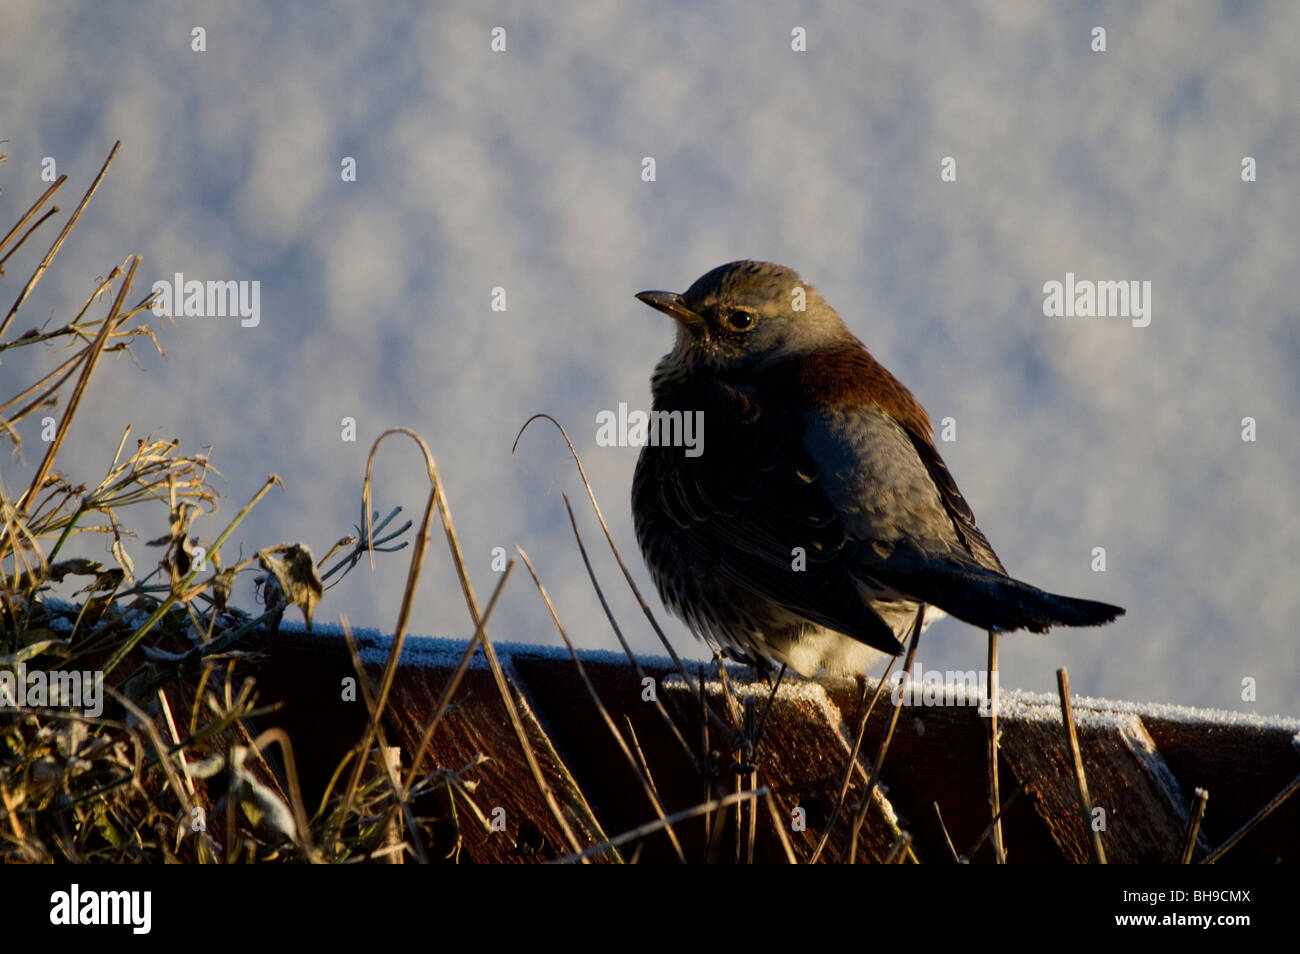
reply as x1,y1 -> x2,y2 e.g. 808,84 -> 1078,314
49,884 -> 150,934
889,661 -> 998,715
596,402 -> 704,457
1042,272 -> 1151,328
0,663 -> 103,718
151,272 -> 260,327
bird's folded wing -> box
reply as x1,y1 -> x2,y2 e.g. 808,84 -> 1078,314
903,430 -> 1006,574
652,378 -> 904,653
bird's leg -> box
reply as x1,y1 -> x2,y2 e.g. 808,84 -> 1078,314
729,662 -> 786,865
753,663 -> 787,749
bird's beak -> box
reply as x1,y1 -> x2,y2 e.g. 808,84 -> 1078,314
635,290 -> 704,327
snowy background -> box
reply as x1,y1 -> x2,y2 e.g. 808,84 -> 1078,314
2,1 -> 1296,715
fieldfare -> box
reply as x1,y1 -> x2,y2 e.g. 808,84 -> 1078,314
632,260 -> 1123,677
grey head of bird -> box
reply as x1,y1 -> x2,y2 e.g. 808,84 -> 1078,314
636,260 -> 857,373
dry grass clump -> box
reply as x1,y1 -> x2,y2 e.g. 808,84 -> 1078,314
0,143 -> 476,863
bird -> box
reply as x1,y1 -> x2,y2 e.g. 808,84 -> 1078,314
631,260 -> 1124,678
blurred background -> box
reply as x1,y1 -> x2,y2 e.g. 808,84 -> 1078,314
2,1 -> 1296,714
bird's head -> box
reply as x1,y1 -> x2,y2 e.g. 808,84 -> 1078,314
636,260 -> 855,373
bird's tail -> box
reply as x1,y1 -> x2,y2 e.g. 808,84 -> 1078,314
877,558 -> 1124,633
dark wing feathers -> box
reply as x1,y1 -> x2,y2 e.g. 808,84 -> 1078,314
780,342 -> 1006,574
650,377 -> 903,653
642,341 -> 1122,646
905,432 -> 1007,573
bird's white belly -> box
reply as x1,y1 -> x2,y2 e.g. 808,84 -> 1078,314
776,602 -> 947,678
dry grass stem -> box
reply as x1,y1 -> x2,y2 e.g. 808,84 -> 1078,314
1057,668 -> 1107,864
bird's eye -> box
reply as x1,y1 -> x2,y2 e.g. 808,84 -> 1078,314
728,309 -> 755,331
